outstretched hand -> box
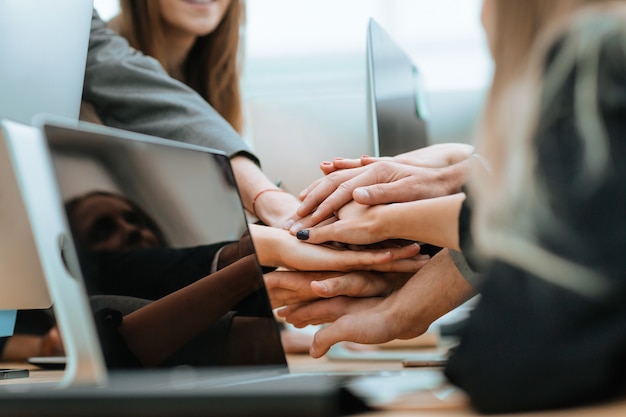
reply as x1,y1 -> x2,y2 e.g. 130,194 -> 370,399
250,223 -> 430,273
286,154 -> 471,233
265,270 -> 411,309
278,249 -> 477,358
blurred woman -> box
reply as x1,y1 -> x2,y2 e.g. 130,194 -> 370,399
278,0 -> 626,412
110,0 -> 244,133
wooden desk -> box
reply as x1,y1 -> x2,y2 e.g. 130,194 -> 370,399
286,353 -> 626,417
2,357 -> 625,417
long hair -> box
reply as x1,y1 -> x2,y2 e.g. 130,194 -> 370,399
471,0 -> 624,294
116,0 -> 245,133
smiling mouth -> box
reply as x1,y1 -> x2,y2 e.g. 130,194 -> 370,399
185,0 -> 214,4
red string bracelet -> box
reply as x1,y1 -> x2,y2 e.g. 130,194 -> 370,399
251,188 -> 286,218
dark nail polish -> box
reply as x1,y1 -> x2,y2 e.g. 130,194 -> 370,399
296,230 -> 310,240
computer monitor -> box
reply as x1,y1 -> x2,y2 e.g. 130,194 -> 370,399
366,18 -> 430,157
0,1 -> 93,317
0,1 -> 92,125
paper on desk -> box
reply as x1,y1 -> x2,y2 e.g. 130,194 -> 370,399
0,309 -> 17,337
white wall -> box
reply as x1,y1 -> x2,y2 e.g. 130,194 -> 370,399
243,0 -> 491,193
94,0 -> 492,194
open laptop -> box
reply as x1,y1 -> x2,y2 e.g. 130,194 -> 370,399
366,18 -> 430,157
0,119 -> 375,416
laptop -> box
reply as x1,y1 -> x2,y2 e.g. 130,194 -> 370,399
0,119 -> 374,416
366,18 -> 430,157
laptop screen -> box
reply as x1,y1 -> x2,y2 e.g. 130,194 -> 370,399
44,123 -> 286,370
366,18 -> 430,157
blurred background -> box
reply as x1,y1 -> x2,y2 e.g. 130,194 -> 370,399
95,0 -> 492,194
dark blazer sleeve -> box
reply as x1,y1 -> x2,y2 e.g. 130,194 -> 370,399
83,10 -> 258,163
81,243 -> 232,300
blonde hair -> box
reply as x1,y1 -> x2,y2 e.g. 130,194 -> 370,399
471,0 -> 625,295
116,0 -> 245,133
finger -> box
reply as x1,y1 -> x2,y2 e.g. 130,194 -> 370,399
329,157 -> 366,170
310,311 -> 394,358
322,245 -> 424,273
309,323 -> 353,359
288,212 -> 336,235
362,255 -> 430,273
298,175 -> 326,201
309,316 -> 362,358
283,297 -> 352,328
319,160 -> 337,175
311,272 -> 390,298
353,178 -> 423,205
358,155 -> 388,165
269,289 -> 316,309
295,167 -> 368,220
310,168 -> 384,223
265,270 -> 344,293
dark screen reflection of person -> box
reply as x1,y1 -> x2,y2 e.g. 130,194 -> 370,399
66,190 -> 166,252
64,191 -> 284,369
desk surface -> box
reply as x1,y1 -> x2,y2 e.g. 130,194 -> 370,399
286,354 -> 626,417
2,355 -> 625,417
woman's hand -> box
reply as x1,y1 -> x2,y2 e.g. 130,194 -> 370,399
285,153 -> 472,232
250,224 -> 429,273
295,194 -> 466,251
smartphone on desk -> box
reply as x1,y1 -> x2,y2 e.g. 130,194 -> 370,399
0,368 -> 29,380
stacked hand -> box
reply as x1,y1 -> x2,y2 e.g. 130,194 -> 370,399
262,143 -> 478,357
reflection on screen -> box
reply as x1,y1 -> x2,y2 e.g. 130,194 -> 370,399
46,125 -> 285,369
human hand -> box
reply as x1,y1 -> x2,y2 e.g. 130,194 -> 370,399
320,143 -> 475,174
286,160 -> 468,233
295,194 -> 465,250
41,326 -> 65,356
265,270 -> 411,309
279,249 -> 477,358
250,223 -> 430,273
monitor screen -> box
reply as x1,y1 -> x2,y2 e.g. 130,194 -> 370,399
0,1 -> 91,125
366,18 -> 429,157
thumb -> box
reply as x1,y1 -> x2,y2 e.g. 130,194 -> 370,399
310,323 -> 346,358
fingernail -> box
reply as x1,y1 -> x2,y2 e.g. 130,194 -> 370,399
296,230 -> 309,240
309,345 -> 318,357
361,155 -> 370,159
312,281 -> 328,293
290,222 -> 303,233
282,219 -> 295,230
354,188 -> 370,200
321,161 -> 331,165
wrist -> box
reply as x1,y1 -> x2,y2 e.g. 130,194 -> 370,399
253,189 -> 300,227
248,224 -> 280,267
440,160 -> 471,194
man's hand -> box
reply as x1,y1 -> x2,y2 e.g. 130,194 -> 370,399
265,270 -> 411,309
279,249 -> 477,358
